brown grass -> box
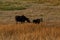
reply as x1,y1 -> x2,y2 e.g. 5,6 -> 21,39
0,22 -> 60,40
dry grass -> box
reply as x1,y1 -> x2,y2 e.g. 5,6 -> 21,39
0,22 -> 60,40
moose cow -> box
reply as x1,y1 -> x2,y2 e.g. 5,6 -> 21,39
33,18 -> 43,24
15,15 -> 30,23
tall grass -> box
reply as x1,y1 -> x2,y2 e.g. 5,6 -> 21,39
0,22 -> 60,40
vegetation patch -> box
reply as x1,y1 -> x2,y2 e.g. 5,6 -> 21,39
0,0 -> 60,10
0,6 -> 28,10
0,1 -> 31,10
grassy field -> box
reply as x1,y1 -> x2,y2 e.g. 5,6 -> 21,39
0,0 -> 60,10
0,0 -> 60,40
0,22 -> 60,40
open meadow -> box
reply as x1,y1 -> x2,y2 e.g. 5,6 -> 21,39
0,0 -> 60,40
